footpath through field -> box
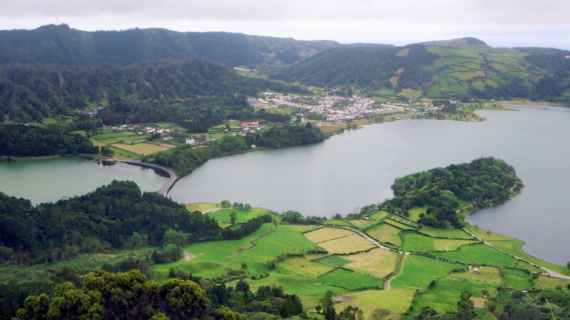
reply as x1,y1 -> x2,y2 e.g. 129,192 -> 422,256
462,228 -> 570,280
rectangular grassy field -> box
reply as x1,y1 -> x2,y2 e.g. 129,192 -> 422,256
317,233 -> 376,254
402,232 -> 477,252
205,208 -> 266,223
278,256 -> 334,279
369,211 -> 390,221
322,219 -> 351,226
503,269 -> 532,290
391,255 -> 466,290
335,289 -> 415,318
418,227 -> 474,240
112,143 -> 168,155
343,249 -> 399,279
314,255 -> 352,268
365,223 -> 402,247
432,244 -> 518,267
304,227 -> 353,243
319,269 -> 383,290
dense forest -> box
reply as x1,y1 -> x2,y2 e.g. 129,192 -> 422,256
0,180 -> 220,264
271,44 -> 437,90
0,59 -> 308,124
0,24 -> 352,68
0,124 -> 98,157
388,157 -> 523,228
148,125 -> 326,176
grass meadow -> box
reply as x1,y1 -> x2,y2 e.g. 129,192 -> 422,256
432,244 -> 519,267
317,233 -> 375,254
343,249 -> 399,279
319,269 -> 383,290
402,232 -> 477,252
365,223 -> 402,247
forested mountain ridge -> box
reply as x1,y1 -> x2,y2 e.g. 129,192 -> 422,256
0,24 -> 390,68
0,59 -> 307,124
272,37 -> 570,102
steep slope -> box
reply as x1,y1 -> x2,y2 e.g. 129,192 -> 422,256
272,38 -> 570,101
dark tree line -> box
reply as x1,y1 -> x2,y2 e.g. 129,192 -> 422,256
149,125 -> 326,176
388,157 -> 523,228
0,180 -> 220,264
0,124 -> 98,157
221,215 -> 273,240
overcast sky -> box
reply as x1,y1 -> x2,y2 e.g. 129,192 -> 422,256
1,0 -> 569,49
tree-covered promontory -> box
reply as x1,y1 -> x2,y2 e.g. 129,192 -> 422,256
388,157 -> 523,228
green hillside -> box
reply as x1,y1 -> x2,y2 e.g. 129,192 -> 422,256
272,37 -> 570,102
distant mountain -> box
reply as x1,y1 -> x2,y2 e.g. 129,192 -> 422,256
0,24 -> 391,69
272,38 -> 570,102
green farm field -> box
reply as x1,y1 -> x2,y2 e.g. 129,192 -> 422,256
343,249 -> 399,279
418,227 -> 474,239
402,232 -> 477,252
205,208 -> 269,223
432,244 -> 518,267
365,223 -> 402,247
155,223 -> 318,280
317,233 -> 375,254
319,268 -> 383,290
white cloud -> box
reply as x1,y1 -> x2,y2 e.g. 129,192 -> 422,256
0,0 -> 569,49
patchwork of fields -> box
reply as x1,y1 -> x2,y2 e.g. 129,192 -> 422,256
155,208 -> 569,318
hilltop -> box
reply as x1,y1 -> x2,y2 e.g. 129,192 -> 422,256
0,24 -> 391,69
272,37 -> 570,102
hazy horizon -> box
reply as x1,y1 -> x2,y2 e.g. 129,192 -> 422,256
1,0 -> 569,50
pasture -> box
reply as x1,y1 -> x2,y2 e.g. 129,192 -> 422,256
503,269 -> 532,290
402,232 -> 477,252
112,143 -> 168,155
155,224 -> 318,280
247,272 -> 345,310
304,227 -> 353,243
317,233 -> 376,254
411,276 -> 496,316
319,269 -> 383,290
278,256 -> 333,279
314,255 -> 352,268
365,223 -> 402,247
432,244 -> 519,267
343,249 -> 399,279
391,255 -> 466,290
369,211 -> 390,221
205,208 -> 268,223
335,289 -> 415,318
418,227 -> 474,240
385,219 -> 417,231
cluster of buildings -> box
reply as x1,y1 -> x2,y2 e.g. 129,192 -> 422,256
269,94 -> 378,121
106,124 -> 177,141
